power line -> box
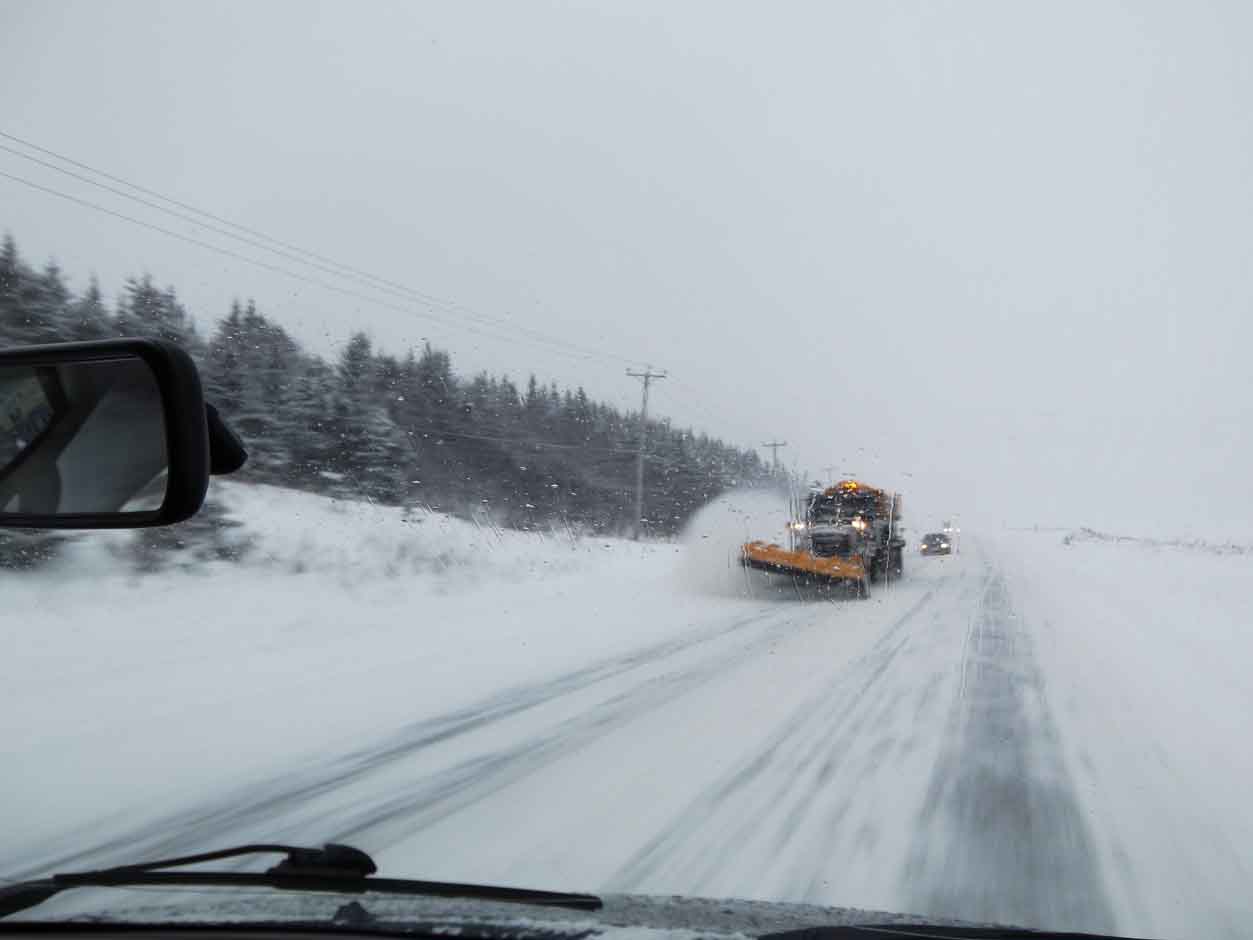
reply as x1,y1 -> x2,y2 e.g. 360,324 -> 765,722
0,140 -> 529,337
0,129 -> 332,261
0,130 -> 505,319
653,376 -> 726,427
0,130 -> 766,452
652,377 -> 768,454
0,130 -> 646,368
2,164 -> 763,463
0,168 -> 520,348
405,423 -> 638,457
0,142 -> 377,284
0,168 -> 644,366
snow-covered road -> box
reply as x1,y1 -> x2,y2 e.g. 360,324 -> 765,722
7,490 -> 1253,939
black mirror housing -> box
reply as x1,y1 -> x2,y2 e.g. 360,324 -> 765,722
0,338 -> 210,529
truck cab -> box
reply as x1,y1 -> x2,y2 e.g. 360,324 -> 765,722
798,480 -> 904,582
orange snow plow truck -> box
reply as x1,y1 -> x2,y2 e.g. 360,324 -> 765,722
741,479 -> 905,597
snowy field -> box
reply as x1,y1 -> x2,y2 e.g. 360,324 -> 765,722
6,483 -> 1253,939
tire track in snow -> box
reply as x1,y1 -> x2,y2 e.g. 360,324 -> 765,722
323,600 -> 849,849
607,582 -> 943,894
6,601 -> 818,879
901,565 -> 1117,933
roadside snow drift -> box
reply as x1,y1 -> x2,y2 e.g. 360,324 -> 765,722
677,487 -> 791,596
2,482 -> 761,872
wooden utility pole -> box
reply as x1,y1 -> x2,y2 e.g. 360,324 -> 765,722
626,367 -> 667,540
762,440 -> 788,472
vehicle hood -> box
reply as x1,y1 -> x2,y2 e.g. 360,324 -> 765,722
23,888 -> 995,939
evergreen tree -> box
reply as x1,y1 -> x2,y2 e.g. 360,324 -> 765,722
0,229 -> 772,541
66,276 -> 111,340
115,275 -> 202,353
204,301 -> 245,414
326,333 -> 409,502
0,245 -> 71,346
283,358 -> 338,488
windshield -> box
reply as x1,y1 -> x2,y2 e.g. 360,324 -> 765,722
807,491 -> 882,525
2,4 -> 1250,939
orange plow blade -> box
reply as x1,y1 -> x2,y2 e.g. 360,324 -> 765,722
740,541 -> 866,582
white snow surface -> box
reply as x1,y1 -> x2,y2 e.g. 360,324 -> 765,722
5,482 -> 727,861
5,483 -> 1253,939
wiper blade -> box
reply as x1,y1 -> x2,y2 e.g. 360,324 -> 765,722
53,843 -> 379,880
0,843 -> 601,920
55,843 -> 379,879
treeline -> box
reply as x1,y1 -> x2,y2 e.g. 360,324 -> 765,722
1,233 -> 769,544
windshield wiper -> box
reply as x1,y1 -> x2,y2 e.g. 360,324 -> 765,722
0,843 -> 602,920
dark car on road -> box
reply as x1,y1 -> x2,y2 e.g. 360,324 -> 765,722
920,532 -> 952,555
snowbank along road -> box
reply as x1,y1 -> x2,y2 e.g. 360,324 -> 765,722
6,486 -> 1253,940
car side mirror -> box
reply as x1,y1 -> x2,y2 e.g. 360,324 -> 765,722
0,338 -> 226,528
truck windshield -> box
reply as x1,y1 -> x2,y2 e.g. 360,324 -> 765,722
808,492 -> 877,524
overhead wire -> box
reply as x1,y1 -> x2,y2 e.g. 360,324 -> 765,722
0,168 -> 636,365
0,142 -> 514,323
0,127 -> 532,326
404,423 -> 638,456
0,131 -> 762,446
652,375 -> 764,452
0,131 -> 645,367
654,377 -> 726,426
0,132 -> 543,329
0,168 -> 654,457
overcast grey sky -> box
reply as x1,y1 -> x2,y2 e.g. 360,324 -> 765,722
2,1 -> 1250,534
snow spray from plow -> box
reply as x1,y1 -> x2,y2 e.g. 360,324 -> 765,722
677,489 -> 792,598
